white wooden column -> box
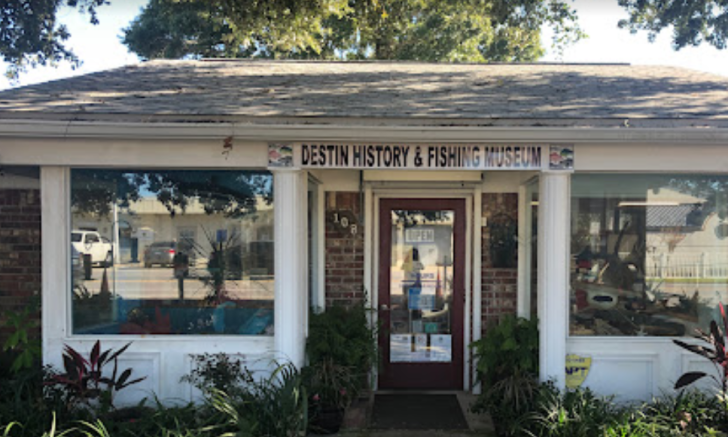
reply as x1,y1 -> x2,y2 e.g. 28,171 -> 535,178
472,185 -> 483,394
41,166 -> 71,367
537,171 -> 570,389
517,183 -> 530,319
273,169 -> 308,368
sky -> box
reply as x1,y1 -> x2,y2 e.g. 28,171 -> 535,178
0,0 -> 726,91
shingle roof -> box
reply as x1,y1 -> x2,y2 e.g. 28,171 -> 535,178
0,60 -> 726,126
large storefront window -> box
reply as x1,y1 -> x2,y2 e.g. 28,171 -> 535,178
571,174 -> 728,336
71,169 -> 274,335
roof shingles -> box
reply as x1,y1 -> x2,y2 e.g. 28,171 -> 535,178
0,60 -> 726,125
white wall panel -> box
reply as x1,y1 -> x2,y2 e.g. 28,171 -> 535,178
114,353 -> 161,405
2,139 -> 268,167
566,338 -> 727,402
584,354 -> 657,402
577,143 -> 728,172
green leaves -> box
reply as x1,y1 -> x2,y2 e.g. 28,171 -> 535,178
618,0 -> 728,50
0,1 -> 108,79
2,303 -> 41,374
470,314 -> 540,434
122,0 -> 584,63
471,314 -> 539,386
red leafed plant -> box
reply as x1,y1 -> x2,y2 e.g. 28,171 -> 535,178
673,302 -> 728,397
48,340 -> 145,410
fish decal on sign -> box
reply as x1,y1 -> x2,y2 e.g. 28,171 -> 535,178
549,145 -> 574,170
268,144 -> 294,167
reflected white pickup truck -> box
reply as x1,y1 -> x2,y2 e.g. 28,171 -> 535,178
71,230 -> 113,267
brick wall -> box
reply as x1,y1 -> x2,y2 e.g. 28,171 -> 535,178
481,193 -> 519,334
0,189 -> 42,345
325,192 -> 365,307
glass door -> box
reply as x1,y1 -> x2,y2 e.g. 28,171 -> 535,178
378,198 -> 465,389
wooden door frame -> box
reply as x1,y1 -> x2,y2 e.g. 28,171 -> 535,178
377,197 -> 466,389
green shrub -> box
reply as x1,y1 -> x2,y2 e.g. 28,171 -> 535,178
520,384 -> 622,437
1,300 -> 41,375
470,314 -> 539,435
304,304 -> 377,434
640,390 -> 725,436
180,354 -> 307,437
181,353 -> 252,397
306,304 -> 377,384
514,386 -> 728,437
0,365 -> 89,437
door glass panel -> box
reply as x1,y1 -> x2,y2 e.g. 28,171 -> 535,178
389,209 -> 454,363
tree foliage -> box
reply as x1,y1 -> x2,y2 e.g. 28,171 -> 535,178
123,0 -> 584,62
0,0 -> 107,79
618,0 -> 728,50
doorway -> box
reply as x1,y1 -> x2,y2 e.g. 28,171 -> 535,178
378,198 -> 465,389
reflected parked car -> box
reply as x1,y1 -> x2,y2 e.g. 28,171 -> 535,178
144,241 -> 194,269
144,241 -> 176,267
71,230 -> 113,267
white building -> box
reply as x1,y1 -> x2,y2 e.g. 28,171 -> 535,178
1,60 -> 728,403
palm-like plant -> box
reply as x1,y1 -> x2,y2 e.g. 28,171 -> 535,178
673,302 -> 728,421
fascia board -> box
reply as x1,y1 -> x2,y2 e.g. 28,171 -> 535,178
0,119 -> 727,145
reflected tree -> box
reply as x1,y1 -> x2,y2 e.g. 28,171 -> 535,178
665,176 -> 728,222
392,210 -> 450,228
72,169 -> 273,218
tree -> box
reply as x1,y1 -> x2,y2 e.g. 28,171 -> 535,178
123,0 -> 584,63
0,0 -> 107,79
618,0 -> 728,50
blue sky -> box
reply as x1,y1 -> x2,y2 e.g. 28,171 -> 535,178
0,0 -> 726,91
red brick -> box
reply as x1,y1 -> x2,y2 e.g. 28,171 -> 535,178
0,188 -> 42,346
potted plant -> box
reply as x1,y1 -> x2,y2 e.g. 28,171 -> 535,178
304,304 -> 377,434
304,358 -> 355,434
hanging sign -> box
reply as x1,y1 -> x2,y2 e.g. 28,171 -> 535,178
405,228 -> 434,243
269,143 -> 574,171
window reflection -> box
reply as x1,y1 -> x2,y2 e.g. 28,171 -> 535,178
570,174 -> 728,337
389,210 -> 454,363
71,169 -> 274,336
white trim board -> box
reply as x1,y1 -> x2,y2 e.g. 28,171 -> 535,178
3,120 -> 728,144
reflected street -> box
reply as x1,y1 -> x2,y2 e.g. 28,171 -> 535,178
80,264 -> 274,301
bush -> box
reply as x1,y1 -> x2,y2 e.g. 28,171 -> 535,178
304,304 -> 377,434
0,365 -> 88,437
508,386 -> 727,437
181,353 -> 252,397
520,384 -> 621,437
181,354 -> 308,437
306,304 -> 377,385
470,315 -> 539,435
